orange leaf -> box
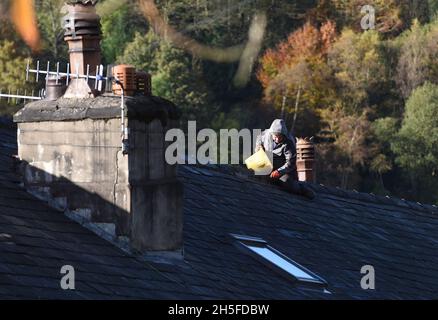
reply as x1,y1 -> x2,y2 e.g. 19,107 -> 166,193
10,0 -> 40,51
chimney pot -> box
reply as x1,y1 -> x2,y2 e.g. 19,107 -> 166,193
45,76 -> 67,101
63,2 -> 101,97
112,65 -> 137,96
296,138 -> 316,183
136,71 -> 152,96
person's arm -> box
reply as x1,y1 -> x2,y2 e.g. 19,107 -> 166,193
255,132 -> 265,152
277,143 -> 296,175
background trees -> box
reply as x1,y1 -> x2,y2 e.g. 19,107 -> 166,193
255,1 -> 438,201
118,30 -> 214,128
390,82 -> 438,201
257,21 -> 336,137
0,41 -> 35,115
395,20 -> 438,99
100,2 -> 148,64
327,29 -> 389,113
35,0 -> 66,60
2,0 -> 438,204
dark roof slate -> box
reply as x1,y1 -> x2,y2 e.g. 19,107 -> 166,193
179,164 -> 438,299
1,120 -> 438,299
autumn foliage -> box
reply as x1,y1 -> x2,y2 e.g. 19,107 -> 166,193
257,21 -> 336,90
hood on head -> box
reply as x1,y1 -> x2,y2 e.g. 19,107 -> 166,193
269,119 -> 289,136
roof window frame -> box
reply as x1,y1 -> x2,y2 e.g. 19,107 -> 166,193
230,233 -> 328,289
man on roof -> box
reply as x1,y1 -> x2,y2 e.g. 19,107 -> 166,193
255,119 -> 315,200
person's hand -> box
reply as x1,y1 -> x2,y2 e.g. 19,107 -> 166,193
256,145 -> 265,152
270,170 -> 281,179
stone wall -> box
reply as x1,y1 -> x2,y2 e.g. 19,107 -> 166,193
15,96 -> 183,253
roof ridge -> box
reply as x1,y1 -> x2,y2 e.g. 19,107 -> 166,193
310,183 -> 438,217
179,164 -> 438,217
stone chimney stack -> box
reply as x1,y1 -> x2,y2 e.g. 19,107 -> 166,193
13,0 -> 184,256
296,138 -> 316,183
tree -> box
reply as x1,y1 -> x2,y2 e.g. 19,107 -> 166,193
399,0 -> 430,26
395,19 -> 438,98
318,105 -> 376,189
372,117 -> 399,148
148,0 -> 308,55
0,16 -> 17,42
328,29 -> 389,113
258,21 -> 336,89
138,0 -> 316,122
369,118 -> 397,191
391,82 -> 438,201
153,40 -> 215,127
118,30 -> 215,128
430,0 -> 438,20
0,41 -> 28,89
35,0 -> 67,60
392,82 -> 438,174
257,21 -> 337,136
0,40 -> 34,115
311,0 -> 406,36
370,153 -> 392,191
100,1 -> 148,64
117,31 -> 160,74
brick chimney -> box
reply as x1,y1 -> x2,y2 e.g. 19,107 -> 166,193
296,138 -> 316,183
13,1 -> 183,256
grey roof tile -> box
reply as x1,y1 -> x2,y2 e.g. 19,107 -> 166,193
1,124 -> 438,299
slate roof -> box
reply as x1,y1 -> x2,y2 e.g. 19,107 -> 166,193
1,119 -> 438,299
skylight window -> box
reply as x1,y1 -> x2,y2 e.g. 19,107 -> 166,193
230,234 -> 327,289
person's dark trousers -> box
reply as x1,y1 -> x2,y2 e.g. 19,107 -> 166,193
276,173 -> 316,200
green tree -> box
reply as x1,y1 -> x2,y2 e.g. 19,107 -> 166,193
370,117 -> 400,192
429,0 -> 438,20
153,41 -> 215,127
100,2 -> 148,64
118,31 -> 214,128
117,31 -> 160,74
328,29 -> 389,113
372,117 -> 399,147
147,0 -> 314,129
0,40 -> 34,115
395,19 -> 438,98
391,82 -> 438,201
0,17 -> 19,42
392,82 -> 438,173
35,0 -> 67,60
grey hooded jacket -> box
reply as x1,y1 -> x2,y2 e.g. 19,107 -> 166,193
255,119 -> 298,176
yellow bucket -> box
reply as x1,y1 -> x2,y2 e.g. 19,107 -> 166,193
245,149 -> 273,176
